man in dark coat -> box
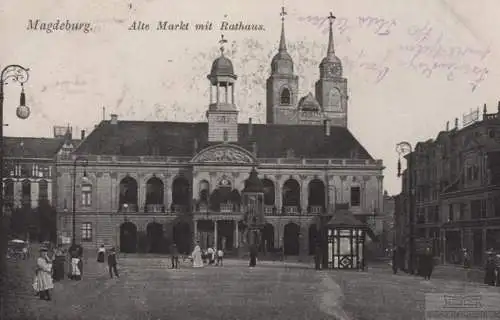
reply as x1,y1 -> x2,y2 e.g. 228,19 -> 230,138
107,247 -> 119,278
249,245 -> 257,267
314,242 -> 322,270
171,244 -> 179,269
484,250 -> 496,286
392,247 -> 398,274
421,247 -> 434,280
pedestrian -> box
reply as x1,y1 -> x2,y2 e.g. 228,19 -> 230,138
52,244 -> 65,281
171,244 -> 179,269
463,248 -> 470,268
97,244 -> 106,263
314,242 -> 322,271
484,249 -> 496,286
392,247 -> 398,274
70,249 -> 82,281
421,247 -> 434,280
249,244 -> 257,267
33,246 -> 54,301
495,254 -> 500,287
207,246 -> 214,265
216,248 -> 224,266
108,247 -> 119,278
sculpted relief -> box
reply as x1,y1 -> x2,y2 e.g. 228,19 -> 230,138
194,146 -> 254,164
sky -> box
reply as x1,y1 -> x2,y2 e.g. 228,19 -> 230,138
0,0 -> 499,196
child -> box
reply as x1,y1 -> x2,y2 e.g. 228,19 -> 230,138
216,248 -> 223,266
107,247 -> 119,278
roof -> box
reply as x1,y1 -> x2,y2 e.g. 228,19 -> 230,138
4,137 -> 80,159
75,120 -> 375,160
209,55 -> 236,79
298,93 -> 321,111
242,168 -> 264,193
325,209 -> 365,227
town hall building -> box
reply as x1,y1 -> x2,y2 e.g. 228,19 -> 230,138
56,10 -> 385,257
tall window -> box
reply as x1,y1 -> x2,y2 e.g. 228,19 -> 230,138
81,222 -> 92,241
38,180 -> 48,202
350,186 -> 361,207
223,129 -> 228,142
81,184 -> 92,207
280,87 -> 291,105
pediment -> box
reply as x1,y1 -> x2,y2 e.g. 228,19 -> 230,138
191,144 -> 256,164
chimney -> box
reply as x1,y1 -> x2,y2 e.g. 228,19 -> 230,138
248,118 -> 253,136
324,120 -> 331,136
483,103 -> 487,116
498,101 -> 500,114
81,130 -> 85,140
446,121 -> 449,131
252,141 -> 258,156
110,114 -> 118,124
454,117 -> 458,129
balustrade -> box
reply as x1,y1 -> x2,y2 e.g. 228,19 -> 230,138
264,205 -> 274,215
284,205 -> 299,215
120,203 -> 138,213
145,204 -> 165,213
309,205 -> 324,214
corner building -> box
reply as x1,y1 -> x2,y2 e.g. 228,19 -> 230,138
56,13 -> 384,255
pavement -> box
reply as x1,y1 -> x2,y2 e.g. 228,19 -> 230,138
3,254 -> 500,320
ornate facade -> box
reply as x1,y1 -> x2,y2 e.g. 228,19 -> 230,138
56,9 -> 384,256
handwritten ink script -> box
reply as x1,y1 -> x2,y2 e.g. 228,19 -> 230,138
297,15 -> 490,91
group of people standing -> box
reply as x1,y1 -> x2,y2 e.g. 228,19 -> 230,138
190,243 -> 224,268
483,249 -> 500,286
96,245 -> 120,278
391,246 -> 434,280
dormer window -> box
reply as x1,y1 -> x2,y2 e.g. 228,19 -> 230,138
280,87 -> 291,105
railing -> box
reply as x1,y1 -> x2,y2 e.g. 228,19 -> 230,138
309,205 -> 324,214
56,154 -> 383,167
145,204 -> 165,213
171,204 -> 188,213
119,203 -> 138,213
283,205 -> 299,215
220,203 -> 233,213
264,205 -> 274,215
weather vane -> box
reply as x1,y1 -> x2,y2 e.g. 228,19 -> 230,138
328,12 -> 336,25
280,6 -> 287,22
219,34 -> 228,55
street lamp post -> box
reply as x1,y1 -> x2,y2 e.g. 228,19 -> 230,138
396,141 -> 415,274
70,156 -> 88,254
0,65 -> 31,305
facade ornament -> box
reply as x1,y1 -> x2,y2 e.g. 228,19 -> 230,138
193,145 -> 254,164
377,175 -> 384,181
209,171 -> 217,177
363,175 -> 371,182
352,176 -> 357,182
96,172 -> 103,178
339,175 -> 347,181
275,174 -> 282,181
231,172 -> 240,178
299,174 -> 308,181
110,172 -> 118,179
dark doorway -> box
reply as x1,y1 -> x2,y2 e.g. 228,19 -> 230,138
173,222 -> 191,254
284,223 -> 300,255
217,220 -> 234,251
260,223 -> 274,252
309,224 -> 319,255
120,222 -> 137,253
147,222 -> 164,253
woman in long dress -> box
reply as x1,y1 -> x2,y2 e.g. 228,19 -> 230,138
33,247 -> 54,301
191,244 -> 203,268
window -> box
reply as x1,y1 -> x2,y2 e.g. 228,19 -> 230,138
481,199 -> 487,218
223,129 -> 228,142
39,180 -> 48,201
81,184 -> 92,207
280,87 -> 291,105
350,186 -> 361,206
81,222 -> 92,241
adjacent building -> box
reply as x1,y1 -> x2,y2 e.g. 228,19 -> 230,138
55,10 -> 385,256
3,126 -> 81,240
397,106 -> 500,266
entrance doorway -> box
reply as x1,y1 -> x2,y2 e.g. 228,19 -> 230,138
173,222 -> 191,254
284,223 -> 300,255
260,224 -> 274,253
146,222 -> 164,253
120,222 -> 137,253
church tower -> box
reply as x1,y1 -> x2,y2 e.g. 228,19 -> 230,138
315,12 -> 348,127
266,6 -> 299,124
207,35 -> 239,143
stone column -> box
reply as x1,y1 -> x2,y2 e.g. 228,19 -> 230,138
47,181 -> 53,206
110,172 -> 118,212
216,83 -> 220,103
275,175 -> 282,211
274,223 -> 280,248
31,180 -> 39,209
231,84 -> 235,104
14,180 -> 22,208
234,221 -> 239,248
138,176 -> 146,211
225,85 -> 229,103
214,220 -> 218,248
301,180 -> 308,211
340,176 -> 347,203
327,175 -> 335,212
165,175 -> 173,210
209,84 -> 213,104
193,219 -> 198,244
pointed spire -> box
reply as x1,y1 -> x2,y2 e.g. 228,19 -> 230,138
327,12 -> 336,56
279,6 -> 288,52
